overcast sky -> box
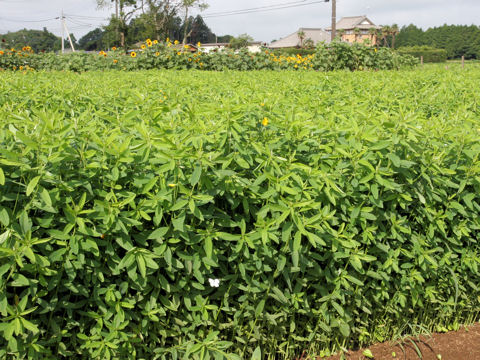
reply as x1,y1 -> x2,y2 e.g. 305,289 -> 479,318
0,0 -> 479,42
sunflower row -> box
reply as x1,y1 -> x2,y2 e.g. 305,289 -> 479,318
0,39 -> 418,72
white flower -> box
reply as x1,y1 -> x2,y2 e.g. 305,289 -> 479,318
208,278 -> 220,288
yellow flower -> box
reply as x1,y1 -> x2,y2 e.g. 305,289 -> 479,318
184,44 -> 189,49
22,46 -> 27,51
168,183 -> 177,187
131,51 -> 137,58
177,52 -> 181,55
112,46 -> 117,51
0,51 -> 3,55
141,44 -> 146,49
375,48 -> 378,52
262,117 -> 269,127
166,37 -> 170,42
19,66 -> 24,70
113,59 -> 118,64
155,52 -> 160,56
261,103 -> 265,107
147,41 -> 153,47
174,40 -> 179,45
153,40 -> 158,44
146,38 -> 151,43
197,42 -> 201,47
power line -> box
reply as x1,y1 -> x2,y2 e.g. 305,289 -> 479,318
0,16 -> 58,23
202,0 -> 329,19
202,0 -> 311,17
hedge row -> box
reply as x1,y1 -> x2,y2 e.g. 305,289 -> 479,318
0,41 -> 418,72
397,46 -> 448,63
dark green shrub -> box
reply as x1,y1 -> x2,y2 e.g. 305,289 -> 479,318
397,46 -> 448,63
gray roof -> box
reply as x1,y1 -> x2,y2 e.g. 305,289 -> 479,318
326,16 -> 381,31
269,28 -> 330,48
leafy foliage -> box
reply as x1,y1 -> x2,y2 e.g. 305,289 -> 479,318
1,41 -> 417,72
396,24 -> 480,59
0,67 -> 479,359
397,46 -> 448,63
0,28 -> 61,53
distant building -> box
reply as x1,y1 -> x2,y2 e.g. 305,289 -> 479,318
199,41 -> 264,53
199,43 -> 229,53
269,28 -> 330,49
326,16 -> 381,45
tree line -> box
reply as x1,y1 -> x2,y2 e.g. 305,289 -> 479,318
395,24 -> 480,59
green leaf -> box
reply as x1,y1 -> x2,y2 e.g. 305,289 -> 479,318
26,176 -> 41,196
40,188 -> 52,207
255,299 -> 265,317
190,165 -> 202,186
0,167 -> 4,185
0,208 -> 9,227
339,322 -> 351,337
251,346 -> 261,360
136,255 -> 147,278
363,349 -> 374,358
204,237 -> 213,259
19,212 -> 32,235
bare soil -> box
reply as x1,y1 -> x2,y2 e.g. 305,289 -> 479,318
316,323 -> 480,360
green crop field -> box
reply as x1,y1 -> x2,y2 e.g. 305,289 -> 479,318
0,67 -> 479,359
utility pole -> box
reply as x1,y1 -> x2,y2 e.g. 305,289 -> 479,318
60,11 -> 75,53
61,10 -> 65,53
331,0 -> 336,41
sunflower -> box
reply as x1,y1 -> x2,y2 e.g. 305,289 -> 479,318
155,52 -> 160,56
112,46 -> 117,51
262,118 -> 269,127
113,59 -> 118,64
0,51 -> 3,55
141,44 -> 146,50
153,40 -> 158,44
131,51 -> 137,58
174,40 -> 179,45
22,46 -> 27,51
147,41 -> 153,47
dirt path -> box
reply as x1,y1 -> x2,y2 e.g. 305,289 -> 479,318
320,323 -> 480,360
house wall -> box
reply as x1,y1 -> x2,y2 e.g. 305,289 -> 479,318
341,34 -> 377,46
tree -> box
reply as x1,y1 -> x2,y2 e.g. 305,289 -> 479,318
142,0 -> 182,41
78,28 -> 105,51
217,35 -> 234,43
97,0 -> 139,48
304,38 -> 315,49
0,28 -> 60,52
336,28 -> 345,41
229,34 -> 253,50
297,30 -> 305,48
381,26 -> 391,47
353,27 -> 361,43
368,27 -> 377,45
391,24 -> 399,49
182,15 -> 215,44
180,0 -> 208,44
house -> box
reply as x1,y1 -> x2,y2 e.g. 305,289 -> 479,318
326,16 -> 381,45
269,28 -> 330,49
199,41 -> 264,53
199,43 -> 229,53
